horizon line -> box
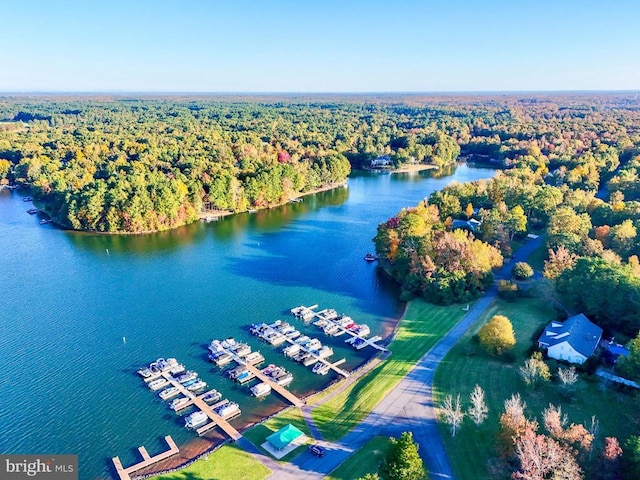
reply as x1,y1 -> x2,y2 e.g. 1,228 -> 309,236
0,89 -> 639,96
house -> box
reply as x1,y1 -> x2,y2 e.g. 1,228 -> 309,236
538,314 -> 603,364
370,155 -> 391,168
452,218 -> 482,232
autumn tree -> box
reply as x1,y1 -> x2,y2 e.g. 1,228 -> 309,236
597,437 -> 623,480
519,352 -> 551,387
512,427 -> 583,480
544,246 -> 577,280
479,315 -> 516,355
513,262 -> 534,280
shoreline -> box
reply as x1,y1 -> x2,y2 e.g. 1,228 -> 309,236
361,163 -> 440,174
134,299 -> 409,480
27,180 -> 348,236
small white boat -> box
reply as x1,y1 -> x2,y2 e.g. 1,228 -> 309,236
169,364 -> 185,376
215,401 -> 240,418
176,371 -> 198,383
286,330 -> 301,340
185,411 -> 209,429
250,382 -> 272,397
148,378 -> 169,391
244,351 -> 265,365
221,337 -> 237,349
275,372 -> 293,386
355,325 -> 370,337
170,396 -> 192,411
317,346 -> 334,359
159,387 -> 180,400
233,343 -> 251,357
186,380 -> 207,392
208,340 -> 224,353
295,335 -> 311,345
306,339 -> 322,350
313,318 -> 328,327
283,343 -> 301,357
323,323 -> 339,335
137,367 -> 153,378
312,362 -> 330,375
201,390 -> 222,404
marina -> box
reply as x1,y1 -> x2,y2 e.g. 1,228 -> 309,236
112,436 -> 179,480
291,304 -> 388,352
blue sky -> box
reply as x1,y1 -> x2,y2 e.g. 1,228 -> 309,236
0,0 -> 638,92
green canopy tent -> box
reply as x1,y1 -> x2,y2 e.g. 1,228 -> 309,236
266,424 -> 304,450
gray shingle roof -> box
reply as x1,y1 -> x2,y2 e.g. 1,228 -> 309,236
538,313 -> 603,358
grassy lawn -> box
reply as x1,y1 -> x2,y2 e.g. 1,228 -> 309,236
325,436 -> 390,480
243,406 -> 312,462
149,443 -> 271,480
313,300 -> 469,441
433,296 -> 640,480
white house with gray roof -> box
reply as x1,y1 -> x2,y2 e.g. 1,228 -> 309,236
537,313 -> 602,364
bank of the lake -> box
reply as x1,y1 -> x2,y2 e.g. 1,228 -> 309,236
0,164 -> 495,480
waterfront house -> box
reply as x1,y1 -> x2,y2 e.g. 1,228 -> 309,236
371,155 -> 391,168
538,314 -> 602,364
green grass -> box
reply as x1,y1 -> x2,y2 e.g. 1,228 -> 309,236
324,436 -> 390,480
242,407 -> 312,462
433,296 -> 640,480
313,300 -> 469,441
149,444 -> 271,480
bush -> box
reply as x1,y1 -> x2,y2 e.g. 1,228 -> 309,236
498,280 -> 518,300
512,262 -> 534,280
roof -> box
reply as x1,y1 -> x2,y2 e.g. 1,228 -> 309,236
538,314 -> 603,358
266,424 -> 304,450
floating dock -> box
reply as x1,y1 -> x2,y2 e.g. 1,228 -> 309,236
112,436 -> 179,480
160,372 -> 242,440
292,304 -> 388,352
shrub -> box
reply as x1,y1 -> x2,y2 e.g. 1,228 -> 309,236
513,262 -> 534,280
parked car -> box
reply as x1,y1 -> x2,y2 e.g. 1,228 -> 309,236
309,444 -> 326,457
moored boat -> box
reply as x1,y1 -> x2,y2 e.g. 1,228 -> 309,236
169,396 -> 192,411
215,401 -> 240,418
275,372 -> 293,386
250,382 -> 272,397
27,208 -> 38,214
364,253 -> 378,262
282,343 -> 300,357
176,371 -> 198,383
148,378 -> 169,391
186,380 -> 207,392
201,390 -> 222,404
159,386 -> 180,400
317,346 -> 334,359
244,351 -> 265,365
312,362 -> 330,375
185,411 -> 209,429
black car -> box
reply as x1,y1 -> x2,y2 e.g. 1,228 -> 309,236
309,444 -> 326,457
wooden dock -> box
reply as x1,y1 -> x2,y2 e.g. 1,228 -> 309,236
293,304 -> 388,352
244,363 -> 305,407
251,323 -> 351,378
160,372 -> 242,440
112,436 -> 179,480
211,343 -> 305,407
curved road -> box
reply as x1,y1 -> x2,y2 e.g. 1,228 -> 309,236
250,236 -> 543,480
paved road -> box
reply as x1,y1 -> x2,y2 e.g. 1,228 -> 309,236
253,236 -> 544,479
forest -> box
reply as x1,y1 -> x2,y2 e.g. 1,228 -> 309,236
0,96 -> 463,233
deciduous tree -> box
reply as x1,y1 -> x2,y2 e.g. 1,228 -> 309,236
479,315 -> 516,355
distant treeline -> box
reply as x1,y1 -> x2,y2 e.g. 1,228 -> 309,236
0,94 -> 638,233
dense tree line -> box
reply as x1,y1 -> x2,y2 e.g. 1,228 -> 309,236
0,97 -> 470,233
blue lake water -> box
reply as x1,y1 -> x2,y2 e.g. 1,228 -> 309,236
0,165 -> 494,479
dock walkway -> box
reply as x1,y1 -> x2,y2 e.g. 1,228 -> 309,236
251,323 -> 351,378
212,343 -> 306,407
112,436 -> 179,480
160,372 -> 242,440
293,305 -> 388,352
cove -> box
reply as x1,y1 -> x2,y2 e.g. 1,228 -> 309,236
0,164 -> 495,479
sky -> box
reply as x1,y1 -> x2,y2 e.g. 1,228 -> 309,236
0,0 -> 639,92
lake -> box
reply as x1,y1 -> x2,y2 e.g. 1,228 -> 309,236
0,164 -> 494,479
